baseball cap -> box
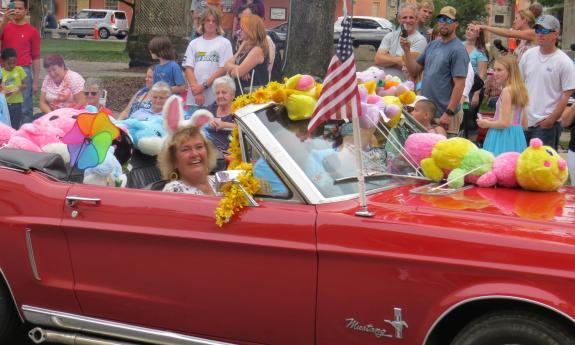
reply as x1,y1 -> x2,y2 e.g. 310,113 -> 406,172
407,95 -> 428,108
534,15 -> 561,32
437,6 -> 456,20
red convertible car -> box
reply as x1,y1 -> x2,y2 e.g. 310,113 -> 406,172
0,103 -> 574,345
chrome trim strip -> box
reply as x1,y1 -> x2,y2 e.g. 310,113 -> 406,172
0,267 -> 24,322
22,305 -> 236,345
421,295 -> 575,345
25,228 -> 41,281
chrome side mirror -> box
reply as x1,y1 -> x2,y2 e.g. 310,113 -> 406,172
215,170 -> 259,207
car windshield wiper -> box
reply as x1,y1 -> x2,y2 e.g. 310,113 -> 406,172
334,171 -> 429,184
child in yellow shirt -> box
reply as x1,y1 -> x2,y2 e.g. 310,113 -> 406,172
2,48 -> 28,129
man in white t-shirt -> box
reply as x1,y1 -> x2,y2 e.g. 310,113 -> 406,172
374,3 -> 427,80
519,15 -> 575,149
182,7 -> 233,114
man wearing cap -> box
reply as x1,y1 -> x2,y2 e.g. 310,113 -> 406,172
374,3 -> 427,80
519,14 -> 575,149
402,6 -> 469,136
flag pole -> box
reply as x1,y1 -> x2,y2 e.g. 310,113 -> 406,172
352,102 -> 373,217
346,0 -> 372,218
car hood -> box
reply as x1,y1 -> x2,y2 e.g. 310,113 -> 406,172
369,184 -> 575,224
318,184 -> 575,244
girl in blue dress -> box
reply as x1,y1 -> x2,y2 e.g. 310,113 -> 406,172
477,55 -> 528,156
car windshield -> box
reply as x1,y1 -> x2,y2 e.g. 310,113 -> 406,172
254,106 -> 425,199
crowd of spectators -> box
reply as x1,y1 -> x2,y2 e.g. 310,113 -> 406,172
0,0 -> 574,192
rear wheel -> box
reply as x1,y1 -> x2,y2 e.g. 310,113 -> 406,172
98,28 -> 110,39
116,33 -> 126,40
76,34 -> 86,38
451,311 -> 575,345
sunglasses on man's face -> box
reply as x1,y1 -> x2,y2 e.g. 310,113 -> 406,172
83,91 -> 99,96
534,27 -> 555,34
437,16 -> 456,24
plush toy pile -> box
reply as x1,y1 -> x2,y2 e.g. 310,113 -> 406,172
229,67 -> 417,129
405,133 -> 568,192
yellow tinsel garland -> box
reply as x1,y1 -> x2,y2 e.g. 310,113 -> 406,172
214,127 -> 260,227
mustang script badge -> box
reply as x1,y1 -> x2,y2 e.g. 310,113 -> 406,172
346,308 -> 408,340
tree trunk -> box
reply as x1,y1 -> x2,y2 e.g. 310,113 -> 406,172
126,0 -> 191,67
28,0 -> 43,32
283,0 -> 336,79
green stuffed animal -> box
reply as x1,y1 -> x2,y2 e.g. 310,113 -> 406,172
447,148 -> 495,188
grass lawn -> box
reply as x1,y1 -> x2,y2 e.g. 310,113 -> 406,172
41,38 -> 129,63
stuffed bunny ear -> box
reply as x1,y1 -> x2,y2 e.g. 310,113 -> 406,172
163,95 -> 184,134
189,109 -> 214,128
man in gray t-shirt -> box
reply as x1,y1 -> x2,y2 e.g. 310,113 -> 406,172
402,6 -> 469,135
374,3 -> 426,79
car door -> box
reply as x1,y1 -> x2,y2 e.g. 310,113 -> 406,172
0,168 -> 80,314
352,18 -> 385,45
69,10 -> 89,34
61,182 -> 317,345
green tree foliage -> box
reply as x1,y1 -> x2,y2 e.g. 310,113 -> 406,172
535,0 -> 563,6
432,0 -> 489,37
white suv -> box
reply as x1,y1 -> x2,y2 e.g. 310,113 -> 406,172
59,9 -> 129,39
333,16 -> 393,49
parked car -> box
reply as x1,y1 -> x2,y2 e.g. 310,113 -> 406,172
266,22 -> 288,50
334,16 -> 393,48
58,9 -> 128,39
1,104 -> 575,345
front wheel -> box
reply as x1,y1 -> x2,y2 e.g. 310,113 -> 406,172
98,28 -> 110,39
451,311 -> 575,345
116,33 -> 126,40
76,34 -> 86,38
0,285 -> 22,343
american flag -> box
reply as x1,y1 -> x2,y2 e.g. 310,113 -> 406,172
307,15 -> 361,133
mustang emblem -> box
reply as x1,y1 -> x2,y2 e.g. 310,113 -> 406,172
346,308 -> 408,340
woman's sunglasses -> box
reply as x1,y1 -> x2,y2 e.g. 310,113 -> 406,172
83,91 -> 99,96
534,27 -> 555,34
437,16 -> 456,24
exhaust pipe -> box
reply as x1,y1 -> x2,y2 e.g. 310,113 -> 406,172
29,327 -> 139,345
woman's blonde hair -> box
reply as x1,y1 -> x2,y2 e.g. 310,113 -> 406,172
200,5 -> 224,36
157,126 -> 217,180
240,14 -> 269,59
518,9 -> 536,28
495,55 -> 529,108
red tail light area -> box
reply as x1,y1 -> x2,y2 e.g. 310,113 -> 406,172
110,14 -> 115,24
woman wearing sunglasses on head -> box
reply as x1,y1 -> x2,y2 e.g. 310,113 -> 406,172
470,8 -> 536,61
39,54 -> 86,113
83,78 -> 113,115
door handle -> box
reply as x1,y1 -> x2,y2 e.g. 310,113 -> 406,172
66,196 -> 101,208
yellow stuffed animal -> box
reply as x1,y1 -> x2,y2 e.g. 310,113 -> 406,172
420,137 -> 477,182
273,74 -> 319,121
516,138 -> 568,191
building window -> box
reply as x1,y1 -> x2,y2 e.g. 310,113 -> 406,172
67,0 -> 77,17
372,2 -> 380,17
105,0 -> 118,10
221,0 -> 233,13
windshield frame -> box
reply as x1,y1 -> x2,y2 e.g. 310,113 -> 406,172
234,103 -> 424,205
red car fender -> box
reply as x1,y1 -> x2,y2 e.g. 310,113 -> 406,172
421,283 -> 575,344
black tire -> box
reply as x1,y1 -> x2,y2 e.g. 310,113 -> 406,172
116,33 -> 126,40
76,34 -> 86,38
0,285 -> 22,343
98,28 -> 110,39
451,311 -> 575,345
